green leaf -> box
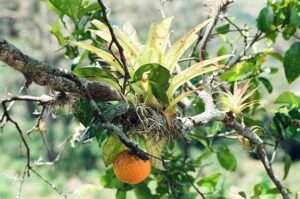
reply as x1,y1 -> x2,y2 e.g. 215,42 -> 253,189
133,63 -> 170,89
73,100 -> 93,126
102,135 -> 127,167
116,190 -> 126,199
134,183 -> 153,199
238,191 -> 247,198
217,45 -> 228,65
220,59 -> 256,82
49,0 -> 83,23
149,81 -> 170,106
78,123 -> 107,144
145,136 -> 167,170
72,66 -> 117,81
284,42 -> 300,83
282,26 -> 296,40
283,154 -> 292,180
48,21 -> 65,46
72,66 -> 121,91
267,51 -> 283,63
253,183 -> 263,196
257,7 -> 274,33
197,173 -> 222,191
215,23 -> 230,34
216,147 -> 237,172
274,92 -> 300,107
290,10 -> 300,28
289,108 -> 300,120
78,2 -> 100,19
265,188 -> 280,195
258,77 -> 273,93
100,168 -> 125,189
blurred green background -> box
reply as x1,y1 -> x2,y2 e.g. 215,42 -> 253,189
0,0 -> 299,198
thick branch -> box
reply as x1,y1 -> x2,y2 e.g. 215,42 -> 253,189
0,39 -> 123,101
180,91 -> 224,129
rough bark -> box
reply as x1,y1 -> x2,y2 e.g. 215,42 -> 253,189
0,39 -> 123,101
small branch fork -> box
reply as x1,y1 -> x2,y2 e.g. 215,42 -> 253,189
0,95 -> 69,198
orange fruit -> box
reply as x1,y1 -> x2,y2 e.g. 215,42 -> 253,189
113,150 -> 151,184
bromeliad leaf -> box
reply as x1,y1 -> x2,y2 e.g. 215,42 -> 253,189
146,17 -> 173,55
166,18 -> 212,72
167,55 -> 231,97
71,41 -> 124,75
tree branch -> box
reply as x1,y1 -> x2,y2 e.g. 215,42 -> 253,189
180,91 -> 290,199
0,39 -> 123,101
0,39 -> 148,160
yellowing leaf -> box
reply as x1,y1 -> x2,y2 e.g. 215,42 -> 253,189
102,135 -> 127,167
136,47 -> 160,68
146,17 -> 173,55
123,22 -> 142,51
166,19 -> 212,72
145,136 -> 167,170
71,41 -> 124,75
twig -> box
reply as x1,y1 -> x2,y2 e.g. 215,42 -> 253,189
185,172 -> 206,199
158,0 -> 170,19
198,0 -> 233,85
97,0 -> 130,94
30,168 -> 69,198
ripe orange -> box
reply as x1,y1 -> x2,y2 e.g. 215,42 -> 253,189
113,150 -> 151,184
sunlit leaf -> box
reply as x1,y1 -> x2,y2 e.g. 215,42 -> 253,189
275,92 -> 300,107
197,173 -> 222,191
